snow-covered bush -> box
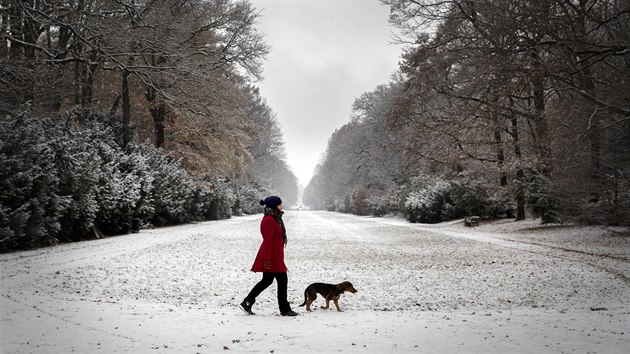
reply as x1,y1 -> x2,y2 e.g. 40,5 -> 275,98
448,181 -> 487,217
326,195 -> 351,213
92,141 -> 143,234
352,185 -> 372,216
232,182 -> 268,215
527,173 -> 561,224
404,177 -> 457,223
484,188 -> 515,218
367,194 -> 389,217
202,178 -> 236,220
0,108 -> 239,252
366,187 -> 398,217
134,143 -> 191,226
0,110 -> 67,251
449,180 -> 512,218
51,127 -> 102,242
402,176 -> 509,223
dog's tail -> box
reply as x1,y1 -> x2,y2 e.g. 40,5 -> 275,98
298,288 -> 307,307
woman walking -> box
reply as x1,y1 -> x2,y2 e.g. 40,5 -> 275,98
239,196 -> 298,316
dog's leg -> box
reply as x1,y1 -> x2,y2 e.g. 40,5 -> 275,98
299,289 -> 309,308
321,298 -> 330,310
306,291 -> 317,312
333,296 -> 342,312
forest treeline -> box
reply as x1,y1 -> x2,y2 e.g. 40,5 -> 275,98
304,0 -> 630,226
0,0 -> 298,252
2,1 -> 629,252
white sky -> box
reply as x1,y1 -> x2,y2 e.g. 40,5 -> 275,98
250,0 -> 403,187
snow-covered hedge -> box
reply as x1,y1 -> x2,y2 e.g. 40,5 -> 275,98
231,182 -> 268,215
526,173 -> 561,224
404,178 -> 457,223
0,109 -> 235,252
402,176 -> 510,223
0,112 -> 65,250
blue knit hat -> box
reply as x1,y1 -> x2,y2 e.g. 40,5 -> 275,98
260,196 -> 282,209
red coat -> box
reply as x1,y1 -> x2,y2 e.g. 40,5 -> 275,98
251,214 -> 287,272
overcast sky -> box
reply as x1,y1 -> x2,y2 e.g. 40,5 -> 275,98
249,0 -> 403,187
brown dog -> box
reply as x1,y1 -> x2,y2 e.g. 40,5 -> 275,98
299,281 -> 357,312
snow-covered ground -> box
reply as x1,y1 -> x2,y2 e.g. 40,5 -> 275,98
1,211 -> 629,353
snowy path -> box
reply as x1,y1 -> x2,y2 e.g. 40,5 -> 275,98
1,211 -> 629,353
363,215 -> 630,286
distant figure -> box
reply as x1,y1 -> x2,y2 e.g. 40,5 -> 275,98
239,196 -> 298,317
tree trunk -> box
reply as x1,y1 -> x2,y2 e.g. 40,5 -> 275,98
515,169 -> 526,221
74,59 -> 81,105
122,69 -> 131,148
494,108 -> 507,186
151,104 -> 166,148
530,48 -> 551,176
575,0 -> 602,182
0,0 -> 8,59
512,114 -> 526,221
9,4 -> 36,106
144,52 -> 169,148
72,54 -> 96,109
587,98 -> 601,181
81,63 -> 96,108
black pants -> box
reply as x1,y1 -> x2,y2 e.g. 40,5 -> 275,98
245,272 -> 291,313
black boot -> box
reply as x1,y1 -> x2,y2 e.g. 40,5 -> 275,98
239,300 -> 255,315
281,309 -> 298,317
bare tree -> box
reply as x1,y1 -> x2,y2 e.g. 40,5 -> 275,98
383,0 -> 629,223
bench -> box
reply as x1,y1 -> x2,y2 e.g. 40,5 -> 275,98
464,216 -> 480,227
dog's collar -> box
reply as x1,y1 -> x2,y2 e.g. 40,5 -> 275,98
336,284 -> 343,293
